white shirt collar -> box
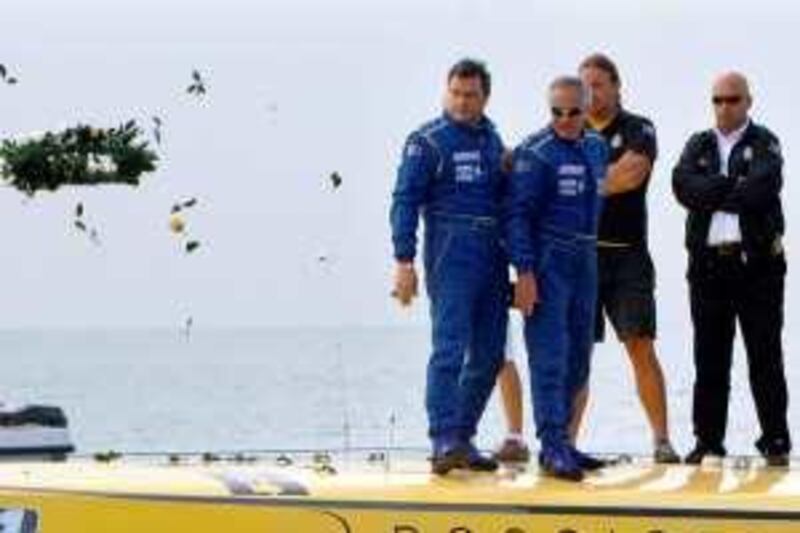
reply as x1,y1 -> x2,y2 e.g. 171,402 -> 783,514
714,119 -> 750,145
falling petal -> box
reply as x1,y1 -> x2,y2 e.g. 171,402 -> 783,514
152,117 -> 163,145
187,70 -> 207,98
181,197 -> 198,209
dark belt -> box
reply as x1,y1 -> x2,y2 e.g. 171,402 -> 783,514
425,212 -> 498,229
541,224 -> 596,244
709,242 -> 743,257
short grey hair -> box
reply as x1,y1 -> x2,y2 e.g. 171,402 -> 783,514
548,75 -> 591,109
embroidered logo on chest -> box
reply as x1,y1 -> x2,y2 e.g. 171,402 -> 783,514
452,151 -> 481,164
558,178 -> 585,196
452,151 -> 483,183
558,164 -> 586,176
557,165 -> 586,195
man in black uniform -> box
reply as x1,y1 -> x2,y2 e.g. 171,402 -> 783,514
673,71 -> 790,466
576,53 -> 679,463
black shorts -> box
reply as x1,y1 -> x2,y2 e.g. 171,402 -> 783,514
595,245 -> 657,342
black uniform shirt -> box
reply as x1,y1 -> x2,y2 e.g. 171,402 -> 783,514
591,109 -> 657,245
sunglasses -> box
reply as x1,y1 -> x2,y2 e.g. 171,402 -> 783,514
712,95 -> 744,106
551,107 -> 583,119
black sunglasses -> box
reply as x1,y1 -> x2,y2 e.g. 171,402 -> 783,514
551,107 -> 583,118
712,95 -> 744,106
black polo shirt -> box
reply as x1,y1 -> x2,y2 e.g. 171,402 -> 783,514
591,108 -> 658,245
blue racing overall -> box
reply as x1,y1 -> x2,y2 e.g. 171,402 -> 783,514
390,113 -> 508,454
506,126 -> 608,449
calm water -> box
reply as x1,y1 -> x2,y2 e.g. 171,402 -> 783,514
0,325 -> 793,457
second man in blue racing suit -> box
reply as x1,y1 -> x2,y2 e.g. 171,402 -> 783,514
506,76 -> 609,481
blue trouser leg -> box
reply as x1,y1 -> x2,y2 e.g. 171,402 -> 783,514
426,270 -> 472,442
524,238 -> 597,448
424,219 -> 507,445
524,243 -> 571,447
566,247 -> 598,416
459,240 -> 508,440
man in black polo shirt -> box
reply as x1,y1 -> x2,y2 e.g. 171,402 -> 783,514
673,72 -> 790,466
576,53 -> 679,463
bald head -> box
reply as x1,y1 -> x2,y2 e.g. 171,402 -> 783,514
712,71 -> 752,134
713,71 -> 751,99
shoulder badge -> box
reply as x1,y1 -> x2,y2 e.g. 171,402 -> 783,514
405,141 -> 423,158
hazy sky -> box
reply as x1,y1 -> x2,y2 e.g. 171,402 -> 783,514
1,0 -> 798,329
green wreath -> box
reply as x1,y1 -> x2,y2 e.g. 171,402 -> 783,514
0,121 -> 158,195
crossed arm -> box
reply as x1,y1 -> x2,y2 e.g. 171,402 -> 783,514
603,151 -> 652,196
672,135 -> 782,213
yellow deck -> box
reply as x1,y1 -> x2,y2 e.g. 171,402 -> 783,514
0,452 -> 799,532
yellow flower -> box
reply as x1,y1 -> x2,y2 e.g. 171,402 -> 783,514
169,215 -> 185,234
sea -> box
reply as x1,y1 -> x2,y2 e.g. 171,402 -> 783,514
0,324 -> 792,458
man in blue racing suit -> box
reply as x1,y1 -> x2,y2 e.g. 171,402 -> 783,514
507,76 -> 609,481
390,58 -> 508,475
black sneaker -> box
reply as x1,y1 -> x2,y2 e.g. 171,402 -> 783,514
653,440 -> 682,464
538,445 -> 584,482
430,443 -> 498,475
430,447 -> 468,475
569,446 -> 607,471
756,437 -> 791,468
684,442 -> 726,465
494,438 -> 531,463
465,443 -> 499,472
765,453 -> 789,467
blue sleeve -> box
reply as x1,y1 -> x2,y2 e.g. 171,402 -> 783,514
389,133 -> 438,261
505,149 -> 551,274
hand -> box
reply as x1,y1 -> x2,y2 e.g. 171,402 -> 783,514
514,272 -> 539,316
392,262 -> 418,307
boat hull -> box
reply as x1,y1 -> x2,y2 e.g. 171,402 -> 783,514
0,457 -> 798,532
